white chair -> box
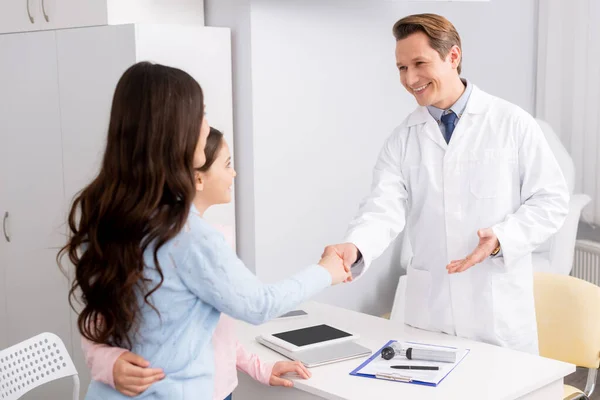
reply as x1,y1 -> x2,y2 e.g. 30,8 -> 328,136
0,332 -> 79,400
533,119 -> 591,275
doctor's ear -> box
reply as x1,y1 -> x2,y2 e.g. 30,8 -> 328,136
448,45 -> 461,70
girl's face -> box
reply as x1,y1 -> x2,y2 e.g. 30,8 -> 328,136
197,139 -> 236,206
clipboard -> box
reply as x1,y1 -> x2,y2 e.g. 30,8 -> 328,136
349,340 -> 470,387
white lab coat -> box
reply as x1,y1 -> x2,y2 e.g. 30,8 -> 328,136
345,85 -> 569,354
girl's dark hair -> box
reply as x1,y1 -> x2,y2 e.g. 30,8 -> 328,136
198,127 -> 225,172
58,61 -> 205,349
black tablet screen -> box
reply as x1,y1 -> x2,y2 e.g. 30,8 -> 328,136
272,324 -> 352,347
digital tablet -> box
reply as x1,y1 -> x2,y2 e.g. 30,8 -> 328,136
256,335 -> 371,367
259,324 -> 358,352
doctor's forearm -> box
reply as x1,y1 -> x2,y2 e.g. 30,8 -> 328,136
492,192 -> 569,264
344,217 -> 406,270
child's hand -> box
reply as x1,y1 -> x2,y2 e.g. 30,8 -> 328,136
269,361 -> 311,388
113,351 -> 164,396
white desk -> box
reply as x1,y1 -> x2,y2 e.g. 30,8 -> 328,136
234,301 -> 575,400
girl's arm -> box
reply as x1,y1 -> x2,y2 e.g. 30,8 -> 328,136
235,340 -> 311,388
234,340 -> 274,385
80,336 -> 127,388
81,336 -> 164,396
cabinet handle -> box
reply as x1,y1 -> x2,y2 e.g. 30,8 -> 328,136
3,212 -> 10,243
41,0 -> 49,22
26,0 -> 35,23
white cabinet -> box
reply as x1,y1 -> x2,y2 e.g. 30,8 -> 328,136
0,31 -> 65,252
0,214 -> 6,351
42,0 -> 108,31
0,0 -> 205,34
0,24 -> 233,398
0,30 -> 73,399
0,0 -> 44,34
56,24 -> 137,205
0,0 -> 102,34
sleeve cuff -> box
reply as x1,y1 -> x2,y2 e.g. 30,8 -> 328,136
258,361 -> 276,386
94,348 -> 128,388
297,264 -> 332,295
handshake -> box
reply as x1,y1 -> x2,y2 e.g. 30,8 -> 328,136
318,243 -> 360,285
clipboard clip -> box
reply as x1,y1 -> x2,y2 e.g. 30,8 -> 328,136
375,373 -> 413,382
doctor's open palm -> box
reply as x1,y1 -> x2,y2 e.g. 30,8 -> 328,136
446,228 -> 500,274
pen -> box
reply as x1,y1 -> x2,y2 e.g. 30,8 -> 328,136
391,365 -> 439,370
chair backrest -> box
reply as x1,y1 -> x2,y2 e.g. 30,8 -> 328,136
534,272 -> 600,368
0,332 -> 78,400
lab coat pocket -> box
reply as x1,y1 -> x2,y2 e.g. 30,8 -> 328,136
491,270 -> 532,342
469,148 -> 515,199
404,266 -> 432,330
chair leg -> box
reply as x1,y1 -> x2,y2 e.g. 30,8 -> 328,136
72,374 -> 80,400
584,368 -> 597,398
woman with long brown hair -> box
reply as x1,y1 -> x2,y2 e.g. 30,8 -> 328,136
83,128 -> 316,400
59,62 -> 349,399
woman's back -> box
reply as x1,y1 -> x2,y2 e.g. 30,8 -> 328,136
84,208 -> 333,399
86,211 -> 220,398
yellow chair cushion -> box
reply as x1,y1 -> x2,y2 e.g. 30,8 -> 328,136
534,272 -> 600,368
563,384 -> 584,399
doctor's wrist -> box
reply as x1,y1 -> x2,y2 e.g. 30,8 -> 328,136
490,239 -> 501,257
354,250 -> 363,266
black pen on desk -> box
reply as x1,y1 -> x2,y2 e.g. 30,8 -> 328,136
391,365 -> 439,370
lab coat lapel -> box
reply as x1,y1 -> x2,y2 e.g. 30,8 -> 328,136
407,106 -> 447,151
445,85 -> 492,154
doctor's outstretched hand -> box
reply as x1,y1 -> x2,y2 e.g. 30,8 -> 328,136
446,228 -> 500,274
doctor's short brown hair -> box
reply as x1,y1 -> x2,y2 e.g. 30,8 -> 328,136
393,13 -> 463,74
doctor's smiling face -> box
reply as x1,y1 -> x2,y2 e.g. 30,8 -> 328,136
393,14 -> 463,109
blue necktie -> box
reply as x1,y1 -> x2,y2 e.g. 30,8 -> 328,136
441,111 -> 458,144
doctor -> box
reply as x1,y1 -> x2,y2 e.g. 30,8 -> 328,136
324,13 -> 569,354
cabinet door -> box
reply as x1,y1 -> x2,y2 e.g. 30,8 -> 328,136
0,31 -> 73,399
56,24 -> 136,210
0,215 -> 7,351
42,0 -> 108,30
0,0 -> 41,34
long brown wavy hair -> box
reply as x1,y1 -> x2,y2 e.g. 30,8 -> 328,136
58,62 -> 205,349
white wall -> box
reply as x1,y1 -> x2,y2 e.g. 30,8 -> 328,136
207,0 -> 539,316
204,0 -> 257,271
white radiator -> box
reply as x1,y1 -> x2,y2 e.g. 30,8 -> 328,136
572,239 -> 600,286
